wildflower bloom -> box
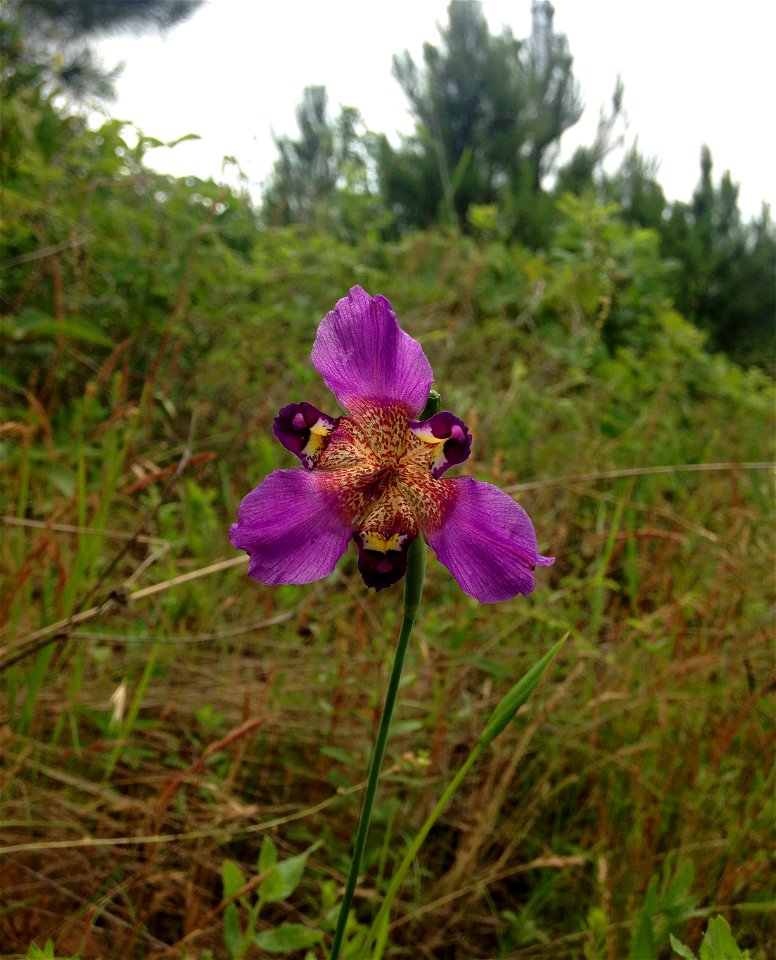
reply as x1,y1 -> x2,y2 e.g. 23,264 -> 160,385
230,286 -> 553,603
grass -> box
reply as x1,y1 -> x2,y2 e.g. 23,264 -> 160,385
1,196 -> 774,957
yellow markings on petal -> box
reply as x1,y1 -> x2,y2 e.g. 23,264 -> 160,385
301,430 -> 328,462
409,423 -> 450,473
430,443 -> 449,474
360,531 -> 407,554
411,426 -> 442,445
310,418 -> 334,437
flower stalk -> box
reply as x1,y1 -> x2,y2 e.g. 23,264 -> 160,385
329,535 -> 427,960
367,635 -> 567,957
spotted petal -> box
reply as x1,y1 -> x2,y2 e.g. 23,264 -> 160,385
229,469 -> 351,585
311,285 -> 433,416
424,477 -> 554,603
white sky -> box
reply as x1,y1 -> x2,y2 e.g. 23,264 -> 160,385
94,0 -> 776,219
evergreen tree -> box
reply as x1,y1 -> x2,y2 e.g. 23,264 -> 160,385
662,148 -> 775,367
377,0 -> 582,240
520,1 -> 584,189
607,144 -> 775,369
555,77 -> 624,196
1,0 -> 201,99
261,86 -> 375,236
601,143 -> 667,227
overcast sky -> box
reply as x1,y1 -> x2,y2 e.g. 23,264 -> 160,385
94,0 -> 776,219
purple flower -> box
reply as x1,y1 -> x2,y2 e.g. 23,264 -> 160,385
230,286 -> 553,603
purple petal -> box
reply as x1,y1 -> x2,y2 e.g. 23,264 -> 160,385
311,286 -> 433,416
229,469 -> 351,585
273,402 -> 339,469
409,411 -> 472,477
353,531 -> 416,591
424,477 -> 554,603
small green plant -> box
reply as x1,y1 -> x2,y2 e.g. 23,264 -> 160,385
221,837 -> 323,958
25,941 -> 76,959
628,860 -> 697,959
670,915 -> 752,959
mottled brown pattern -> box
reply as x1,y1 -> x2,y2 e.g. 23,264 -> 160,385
315,401 -> 454,539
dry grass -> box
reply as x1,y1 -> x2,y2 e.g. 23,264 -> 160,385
2,449 -> 773,958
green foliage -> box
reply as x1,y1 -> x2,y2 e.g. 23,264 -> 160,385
481,637 -> 566,745
2,77 -> 773,959
671,916 -> 752,959
24,941 -> 78,960
628,860 -> 697,959
379,0 -> 582,240
261,86 -> 382,239
15,0 -> 201,35
220,839 -> 320,959
1,0 -> 202,100
25,943 -> 54,960
254,4 -> 772,366
0,76 -> 258,407
604,144 -> 776,370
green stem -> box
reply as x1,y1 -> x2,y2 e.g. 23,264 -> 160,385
371,744 -> 484,957
329,536 -> 426,960
368,635 -> 566,957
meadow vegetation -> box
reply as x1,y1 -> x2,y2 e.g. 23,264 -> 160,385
1,60 -> 774,960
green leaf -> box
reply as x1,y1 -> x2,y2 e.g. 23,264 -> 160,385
258,868 -> 284,902
480,636 -> 566,747
629,876 -> 659,960
12,312 -> 113,347
253,923 -> 323,951
221,859 -> 245,899
669,933 -> 698,959
260,849 -> 310,903
25,942 -> 56,960
167,132 -> 202,148
223,903 -> 243,958
258,836 -> 277,873
319,744 -> 360,766
699,916 -> 750,959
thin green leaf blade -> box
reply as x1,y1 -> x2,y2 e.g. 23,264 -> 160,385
223,903 -> 242,958
669,933 -> 698,959
480,636 -> 566,747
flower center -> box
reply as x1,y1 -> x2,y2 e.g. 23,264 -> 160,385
364,464 -> 400,499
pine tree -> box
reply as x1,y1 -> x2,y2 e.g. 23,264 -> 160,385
1,0 -> 201,99
261,86 -> 374,236
377,0 -> 582,240
609,144 -> 776,369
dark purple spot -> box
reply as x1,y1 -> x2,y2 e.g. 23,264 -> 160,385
273,402 -> 338,468
353,532 -> 416,591
409,411 -> 472,478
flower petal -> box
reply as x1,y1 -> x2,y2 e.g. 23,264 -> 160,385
353,530 -> 416,591
423,477 -> 554,603
229,469 -> 351,585
274,402 -> 339,469
408,411 -> 472,477
353,480 -> 419,591
311,285 -> 433,416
